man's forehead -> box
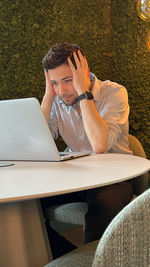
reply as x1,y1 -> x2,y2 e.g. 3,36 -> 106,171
48,64 -> 72,80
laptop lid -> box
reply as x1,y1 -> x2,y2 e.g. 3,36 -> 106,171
0,98 -> 89,161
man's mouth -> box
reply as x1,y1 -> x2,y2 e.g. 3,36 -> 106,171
61,95 -> 73,101
63,95 -> 71,99
59,94 -> 78,106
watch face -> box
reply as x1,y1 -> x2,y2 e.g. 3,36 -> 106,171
85,91 -> 93,99
78,91 -> 94,102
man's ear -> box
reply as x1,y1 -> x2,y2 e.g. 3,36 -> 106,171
87,68 -> 90,77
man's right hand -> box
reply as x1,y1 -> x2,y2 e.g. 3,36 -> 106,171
41,70 -> 56,124
44,69 -> 56,100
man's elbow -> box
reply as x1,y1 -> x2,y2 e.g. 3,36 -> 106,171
92,143 -> 107,154
92,129 -> 109,154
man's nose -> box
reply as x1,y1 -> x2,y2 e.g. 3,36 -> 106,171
58,83 -> 66,95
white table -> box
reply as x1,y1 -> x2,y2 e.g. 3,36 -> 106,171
0,154 -> 150,267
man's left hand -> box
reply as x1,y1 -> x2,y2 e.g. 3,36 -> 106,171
67,50 -> 90,96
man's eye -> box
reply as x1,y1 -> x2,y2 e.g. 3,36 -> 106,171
65,79 -> 72,83
52,82 -> 57,86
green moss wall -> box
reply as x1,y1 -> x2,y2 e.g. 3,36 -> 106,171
0,0 -> 150,158
0,0 -> 111,100
110,0 -> 150,159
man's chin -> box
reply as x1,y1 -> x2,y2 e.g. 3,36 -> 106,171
61,97 -> 78,106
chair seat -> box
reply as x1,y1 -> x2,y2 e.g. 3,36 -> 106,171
44,240 -> 99,267
46,195 -> 137,231
46,202 -> 88,226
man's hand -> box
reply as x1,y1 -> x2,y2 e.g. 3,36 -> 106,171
41,70 -> 56,124
67,50 -> 90,96
44,69 -> 56,100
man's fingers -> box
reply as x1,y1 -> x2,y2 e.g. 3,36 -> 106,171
44,70 -> 50,83
44,69 -> 54,92
77,50 -> 88,69
67,56 -> 75,71
76,50 -> 88,70
44,69 -> 49,79
67,53 -> 80,71
73,51 -> 81,70
68,50 -> 87,73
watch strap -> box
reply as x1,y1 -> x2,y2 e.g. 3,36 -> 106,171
78,91 -> 93,102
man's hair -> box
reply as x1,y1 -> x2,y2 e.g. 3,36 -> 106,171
42,42 -> 84,71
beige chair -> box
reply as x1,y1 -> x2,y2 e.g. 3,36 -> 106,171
128,134 -> 148,195
46,134 -> 148,233
45,188 -> 150,267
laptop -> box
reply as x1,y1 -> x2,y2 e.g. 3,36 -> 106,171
0,97 -> 90,161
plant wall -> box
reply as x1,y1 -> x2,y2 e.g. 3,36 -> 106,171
110,0 -> 150,158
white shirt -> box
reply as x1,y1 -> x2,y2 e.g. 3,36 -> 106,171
49,74 -> 132,154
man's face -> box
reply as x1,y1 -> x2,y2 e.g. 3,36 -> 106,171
48,64 -> 78,106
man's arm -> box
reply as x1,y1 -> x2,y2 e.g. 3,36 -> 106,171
41,70 -> 55,124
67,51 -> 109,154
79,99 -> 109,153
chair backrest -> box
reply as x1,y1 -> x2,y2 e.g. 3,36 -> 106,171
128,134 -> 146,158
92,188 -> 150,267
128,134 -> 148,195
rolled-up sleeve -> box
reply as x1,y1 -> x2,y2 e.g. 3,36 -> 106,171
99,86 -> 129,151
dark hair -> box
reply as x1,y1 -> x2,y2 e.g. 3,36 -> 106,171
42,42 -> 84,71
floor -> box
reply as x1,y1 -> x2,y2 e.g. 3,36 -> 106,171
62,226 -> 84,247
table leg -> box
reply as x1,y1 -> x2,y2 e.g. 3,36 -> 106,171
0,199 -> 52,267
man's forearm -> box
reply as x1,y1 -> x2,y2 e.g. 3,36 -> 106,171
80,100 -> 109,153
41,93 -> 54,124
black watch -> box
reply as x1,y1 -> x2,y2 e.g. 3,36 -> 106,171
78,91 -> 94,102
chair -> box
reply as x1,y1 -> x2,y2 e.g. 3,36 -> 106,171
45,188 -> 150,267
128,134 -> 148,195
46,134 -> 148,233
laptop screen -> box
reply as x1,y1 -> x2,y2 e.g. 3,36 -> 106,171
0,98 -> 61,161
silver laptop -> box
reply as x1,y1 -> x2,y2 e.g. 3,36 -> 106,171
0,98 -> 90,161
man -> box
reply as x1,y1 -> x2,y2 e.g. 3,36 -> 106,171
41,42 -> 133,258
